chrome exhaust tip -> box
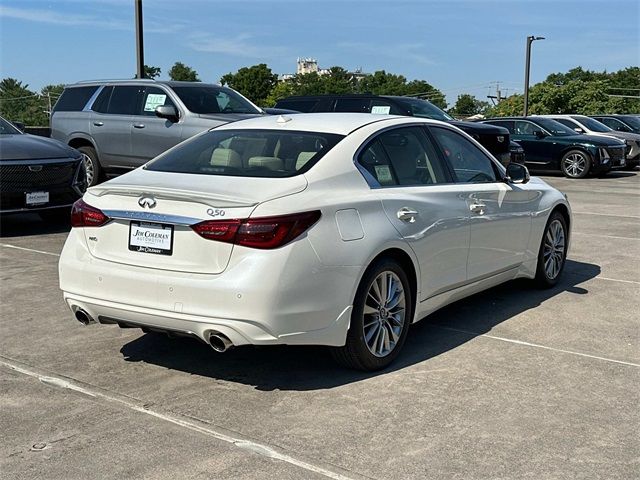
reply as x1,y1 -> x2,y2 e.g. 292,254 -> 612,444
208,332 -> 233,353
74,308 -> 95,325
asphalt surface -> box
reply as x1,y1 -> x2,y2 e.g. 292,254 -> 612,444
1,172 -> 638,480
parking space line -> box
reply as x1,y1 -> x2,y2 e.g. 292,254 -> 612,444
433,326 -> 640,368
572,211 -> 640,219
1,244 -> 61,257
595,276 -> 640,285
571,232 -> 639,241
0,357 -> 358,480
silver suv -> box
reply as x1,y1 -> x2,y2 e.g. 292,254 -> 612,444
51,80 -> 263,185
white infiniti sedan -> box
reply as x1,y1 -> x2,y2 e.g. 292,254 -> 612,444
59,113 -> 571,370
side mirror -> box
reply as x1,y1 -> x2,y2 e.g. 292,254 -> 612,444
155,105 -> 179,122
12,121 -> 25,132
574,127 -> 584,133
533,130 -> 546,139
505,162 -> 530,184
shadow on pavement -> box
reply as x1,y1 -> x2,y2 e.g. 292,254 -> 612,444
120,259 -> 600,391
0,213 -> 70,238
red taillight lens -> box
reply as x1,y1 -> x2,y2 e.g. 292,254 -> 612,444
191,211 -> 321,249
70,199 -> 110,227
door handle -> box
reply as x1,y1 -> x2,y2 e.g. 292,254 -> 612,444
397,207 -> 419,223
469,203 -> 486,214
133,123 -> 145,129
93,121 -> 104,127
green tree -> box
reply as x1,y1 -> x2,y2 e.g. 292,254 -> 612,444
358,70 -> 407,95
264,80 -> 296,107
405,80 -> 447,110
143,65 -> 161,79
449,94 -> 489,117
220,63 -> 278,106
0,78 -> 42,125
168,62 -> 200,82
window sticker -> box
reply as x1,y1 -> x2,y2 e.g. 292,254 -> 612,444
374,165 -> 394,184
144,94 -> 167,112
371,105 -> 391,115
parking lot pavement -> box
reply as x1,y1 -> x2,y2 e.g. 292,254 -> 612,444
1,172 -> 638,479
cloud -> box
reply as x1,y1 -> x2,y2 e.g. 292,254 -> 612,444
188,32 -> 290,59
0,5 -> 129,30
338,41 -> 436,67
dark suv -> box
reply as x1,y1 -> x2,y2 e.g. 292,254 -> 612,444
51,80 -> 263,186
274,95 -> 518,165
481,116 -> 627,178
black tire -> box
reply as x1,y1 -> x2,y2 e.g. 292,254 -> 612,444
77,145 -> 102,187
331,258 -> 413,371
560,150 -> 591,179
38,207 -> 71,224
534,211 -> 568,288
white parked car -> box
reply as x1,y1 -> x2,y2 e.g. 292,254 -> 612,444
59,113 -> 572,370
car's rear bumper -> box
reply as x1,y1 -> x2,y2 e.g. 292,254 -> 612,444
59,229 -> 358,347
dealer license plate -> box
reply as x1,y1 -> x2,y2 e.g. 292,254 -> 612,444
129,221 -> 174,256
26,191 -> 49,206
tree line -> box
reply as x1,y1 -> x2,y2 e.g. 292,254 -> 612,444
1,62 -> 637,126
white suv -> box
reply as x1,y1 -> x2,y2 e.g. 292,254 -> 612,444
51,80 -> 264,185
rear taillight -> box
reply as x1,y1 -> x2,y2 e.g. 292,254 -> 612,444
70,199 -> 110,227
191,211 -> 321,249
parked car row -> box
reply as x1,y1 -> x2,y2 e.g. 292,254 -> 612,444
480,116 -> 630,178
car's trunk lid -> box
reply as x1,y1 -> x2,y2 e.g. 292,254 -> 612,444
81,169 -> 307,274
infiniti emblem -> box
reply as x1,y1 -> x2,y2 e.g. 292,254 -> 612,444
138,195 -> 156,209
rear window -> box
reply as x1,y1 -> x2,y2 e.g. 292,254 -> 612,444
145,129 -> 344,178
53,86 -> 98,112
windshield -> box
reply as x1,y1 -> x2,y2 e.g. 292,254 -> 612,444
145,129 -> 344,178
621,116 -> 640,130
397,98 -> 453,121
575,116 -> 612,133
534,118 -> 577,136
0,117 -> 21,134
171,86 -> 262,115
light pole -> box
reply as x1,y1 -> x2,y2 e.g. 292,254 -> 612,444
523,35 -> 544,117
135,0 -> 144,79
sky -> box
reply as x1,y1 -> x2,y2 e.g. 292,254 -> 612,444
0,0 -> 638,105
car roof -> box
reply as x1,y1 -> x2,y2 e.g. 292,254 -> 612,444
68,79 -> 223,88
213,112 -> 445,135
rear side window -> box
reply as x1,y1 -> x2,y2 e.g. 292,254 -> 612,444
334,98 -> 370,113
145,129 -> 344,178
358,126 -> 450,187
53,86 -> 98,112
91,86 -> 113,113
274,99 -> 319,112
430,126 -> 498,183
107,86 -> 142,115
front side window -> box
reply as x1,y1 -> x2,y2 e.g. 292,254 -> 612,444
574,116 -> 612,133
145,129 -> 343,178
430,126 -> 498,183
171,86 -> 260,114
0,117 -> 21,134
140,87 -> 176,116
357,126 -> 450,186
107,86 -> 142,115
515,120 -> 544,136
599,118 -> 627,131
553,118 -> 581,131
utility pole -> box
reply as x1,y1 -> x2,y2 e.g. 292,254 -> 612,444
135,0 -> 144,79
523,35 -> 545,116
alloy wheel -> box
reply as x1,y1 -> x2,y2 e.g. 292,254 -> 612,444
563,153 -> 587,177
362,271 -> 406,357
543,219 -> 566,280
82,153 -> 95,186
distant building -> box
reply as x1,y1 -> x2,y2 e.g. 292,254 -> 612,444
280,58 -> 368,81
